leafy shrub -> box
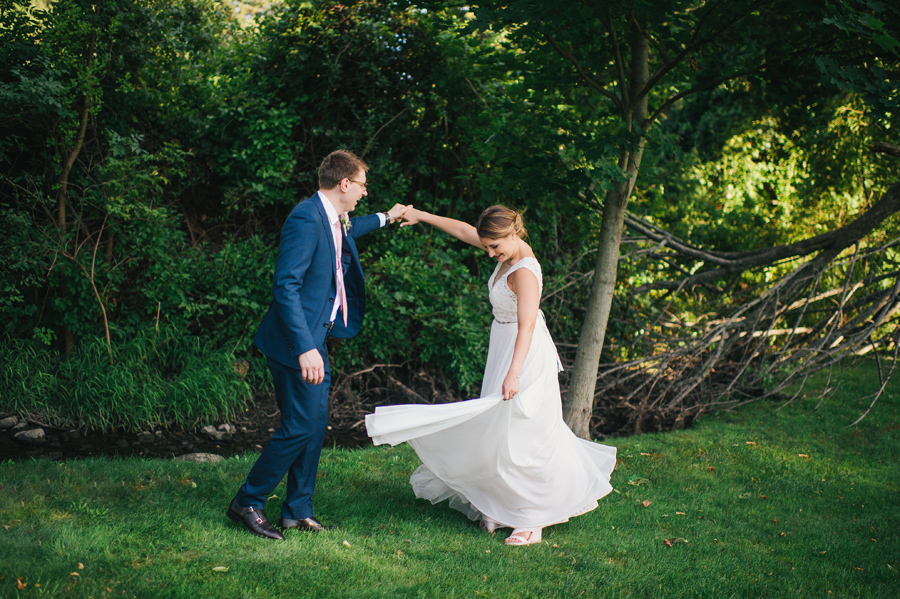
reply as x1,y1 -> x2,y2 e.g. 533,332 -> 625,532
334,233 -> 491,395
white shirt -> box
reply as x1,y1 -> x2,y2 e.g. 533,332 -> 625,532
317,192 -> 386,322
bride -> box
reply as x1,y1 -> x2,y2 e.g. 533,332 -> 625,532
365,205 -> 617,545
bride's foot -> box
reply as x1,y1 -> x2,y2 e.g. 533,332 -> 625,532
505,528 -> 542,546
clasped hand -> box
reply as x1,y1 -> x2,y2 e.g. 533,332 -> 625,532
388,203 -> 414,223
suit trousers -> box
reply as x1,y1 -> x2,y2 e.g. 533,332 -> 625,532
235,349 -> 330,520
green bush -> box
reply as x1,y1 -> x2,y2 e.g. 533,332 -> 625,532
334,232 -> 490,395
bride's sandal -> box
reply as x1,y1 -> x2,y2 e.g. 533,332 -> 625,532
505,528 -> 542,546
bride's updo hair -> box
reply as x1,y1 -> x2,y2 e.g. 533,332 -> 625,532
476,205 -> 527,240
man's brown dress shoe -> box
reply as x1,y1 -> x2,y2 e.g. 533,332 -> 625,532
227,499 -> 285,540
279,516 -> 334,532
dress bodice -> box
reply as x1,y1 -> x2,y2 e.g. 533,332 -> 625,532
488,257 -> 542,323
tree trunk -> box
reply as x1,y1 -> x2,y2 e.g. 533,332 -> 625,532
57,34 -> 95,356
563,25 -> 650,438
564,180 -> 630,437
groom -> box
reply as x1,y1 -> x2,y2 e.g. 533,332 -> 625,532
228,149 -> 409,540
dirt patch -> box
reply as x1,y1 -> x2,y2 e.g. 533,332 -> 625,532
0,391 -> 371,462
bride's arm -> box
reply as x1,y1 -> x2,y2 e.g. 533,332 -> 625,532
400,208 -> 482,248
501,269 -> 540,401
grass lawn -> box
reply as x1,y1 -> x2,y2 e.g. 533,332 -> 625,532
1,362 -> 898,598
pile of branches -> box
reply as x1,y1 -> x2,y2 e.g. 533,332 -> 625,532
585,181 -> 900,437
327,358 -> 463,436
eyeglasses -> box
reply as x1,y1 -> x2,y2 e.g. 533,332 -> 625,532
348,179 -> 368,191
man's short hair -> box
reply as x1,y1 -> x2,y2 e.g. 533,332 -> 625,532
318,150 -> 369,189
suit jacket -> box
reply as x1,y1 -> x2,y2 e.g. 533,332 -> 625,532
254,193 -> 382,369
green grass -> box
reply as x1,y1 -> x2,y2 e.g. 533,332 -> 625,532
1,363 -> 898,598
0,328 -> 250,432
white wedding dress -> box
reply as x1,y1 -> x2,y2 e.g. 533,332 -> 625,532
365,257 -> 617,530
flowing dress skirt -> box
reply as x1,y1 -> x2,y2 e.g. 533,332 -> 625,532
366,317 -> 617,530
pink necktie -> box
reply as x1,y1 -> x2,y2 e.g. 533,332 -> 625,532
333,217 -> 348,326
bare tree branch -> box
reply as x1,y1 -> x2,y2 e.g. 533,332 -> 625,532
628,183 -> 900,292
870,142 -> 900,157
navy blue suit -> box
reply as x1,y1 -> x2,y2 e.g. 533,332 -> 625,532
236,193 -> 382,520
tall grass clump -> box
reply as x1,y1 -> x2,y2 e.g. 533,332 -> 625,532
0,326 -> 250,432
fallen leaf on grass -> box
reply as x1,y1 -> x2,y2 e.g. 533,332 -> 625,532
78,563 -> 84,570
342,540 -> 352,548
854,567 -> 864,571
641,500 -> 651,507
746,441 -> 757,445
212,566 -> 229,573
707,467 -> 716,471
798,454 -> 809,458
16,578 -> 26,590
676,512 -> 686,515
663,539 -> 673,547
70,572 -> 79,577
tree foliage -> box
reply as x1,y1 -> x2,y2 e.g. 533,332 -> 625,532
1,0 -> 898,433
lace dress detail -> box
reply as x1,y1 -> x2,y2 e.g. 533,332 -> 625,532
488,257 -> 542,323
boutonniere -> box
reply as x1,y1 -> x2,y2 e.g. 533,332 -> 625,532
340,213 -> 351,235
